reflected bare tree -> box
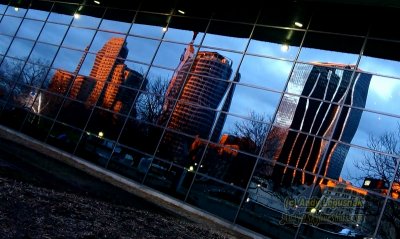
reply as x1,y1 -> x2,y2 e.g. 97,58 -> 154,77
231,111 -> 271,153
137,76 -> 168,124
352,123 -> 400,239
353,123 -> 400,186
20,60 -> 50,88
2,58 -> 50,87
0,58 -> 50,107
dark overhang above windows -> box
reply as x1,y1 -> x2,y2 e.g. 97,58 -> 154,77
5,0 -> 400,61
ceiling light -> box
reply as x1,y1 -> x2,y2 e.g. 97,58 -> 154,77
94,0 -> 100,4
178,10 -> 185,14
294,22 -> 303,28
281,44 -> 289,52
74,13 -> 80,19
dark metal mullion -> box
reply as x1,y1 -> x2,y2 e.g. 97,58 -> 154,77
292,15 -> 371,239
0,1 -> 32,115
18,1 -> 56,132
229,4 -> 309,225
101,4 -> 144,169
141,9 -> 210,186
230,6 -> 313,234
71,7 -> 129,155
181,11 -> 261,206
43,5 -> 107,143
372,157 -> 400,237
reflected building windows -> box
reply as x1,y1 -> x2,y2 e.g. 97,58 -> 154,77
46,37 -> 147,117
1,1 -> 400,238
267,63 -> 372,187
160,33 -> 238,162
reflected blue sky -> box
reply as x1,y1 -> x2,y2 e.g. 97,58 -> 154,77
1,4 -> 399,187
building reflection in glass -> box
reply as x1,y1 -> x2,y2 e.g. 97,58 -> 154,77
1,1 -> 400,238
266,63 -> 372,187
46,37 -> 147,117
159,33 -> 238,163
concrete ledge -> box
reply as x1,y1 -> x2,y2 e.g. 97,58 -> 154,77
0,125 -> 267,239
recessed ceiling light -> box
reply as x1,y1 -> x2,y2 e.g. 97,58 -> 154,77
94,0 -> 100,4
294,22 -> 303,28
178,10 -> 185,14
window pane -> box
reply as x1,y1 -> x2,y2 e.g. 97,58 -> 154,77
6,38 -> 34,60
5,4 -> 27,17
48,3 -> 76,24
239,55 -> 293,91
359,39 -> 400,79
164,16 -> 207,44
0,16 -> 22,36
340,144 -> 397,194
125,36 -> 160,64
0,35 -> 12,55
16,19 -> 44,40
376,199 -> 400,239
99,8 -> 134,34
248,27 -> 304,60
130,13 -> 169,39
71,5 -> 103,28
47,122 -> 82,153
119,119 -> 164,155
202,20 -> 252,52
28,42 -> 58,66
297,182 -> 385,239
186,175 -> 245,221
26,1 -> 53,20
299,32 -> 363,65
62,27 -> 96,51
38,22 -> 68,45
107,144 -> 149,183
52,48 -> 86,73
351,110 -> 400,154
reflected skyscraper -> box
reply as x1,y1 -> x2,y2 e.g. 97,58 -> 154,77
267,63 -> 372,187
161,35 -> 235,159
47,37 -> 147,116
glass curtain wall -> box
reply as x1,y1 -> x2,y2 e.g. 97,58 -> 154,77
0,1 -> 399,238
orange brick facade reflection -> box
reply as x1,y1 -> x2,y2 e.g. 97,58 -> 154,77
47,37 -> 147,116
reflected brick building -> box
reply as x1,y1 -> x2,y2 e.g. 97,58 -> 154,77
47,37 -> 147,116
160,37 -> 235,159
188,134 -> 257,188
267,63 -> 372,187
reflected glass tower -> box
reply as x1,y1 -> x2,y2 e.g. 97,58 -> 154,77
267,63 -> 372,187
161,37 -> 234,159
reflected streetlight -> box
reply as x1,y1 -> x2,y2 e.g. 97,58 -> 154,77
74,13 -> 80,19
98,131 -> 104,138
14,7 -> 19,11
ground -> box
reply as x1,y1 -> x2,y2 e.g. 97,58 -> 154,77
0,137 -> 244,239
0,176 -> 237,239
